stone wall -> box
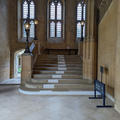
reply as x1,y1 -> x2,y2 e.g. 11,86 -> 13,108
97,0 -> 120,113
114,0 -> 120,114
0,0 -> 10,82
0,0 -> 28,79
36,0 -> 78,49
9,0 -> 26,78
98,0 -> 117,97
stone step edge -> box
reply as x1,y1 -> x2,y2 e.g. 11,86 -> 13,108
31,79 -> 91,84
33,70 -> 83,72
33,70 -> 82,72
33,74 -> 83,78
34,73 -> 82,77
35,63 -> 82,66
33,71 -> 82,74
28,80 -> 92,84
19,88 -> 95,95
25,83 -> 93,90
31,78 -> 85,80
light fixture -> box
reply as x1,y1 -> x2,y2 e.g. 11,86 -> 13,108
24,22 -> 31,30
24,18 -> 31,53
34,19 -> 39,25
34,19 -> 39,40
80,20 -> 85,26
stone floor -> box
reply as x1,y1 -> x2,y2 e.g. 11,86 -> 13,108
0,78 -> 20,84
0,85 -> 120,120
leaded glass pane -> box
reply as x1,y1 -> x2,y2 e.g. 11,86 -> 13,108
50,22 -> 55,37
77,3 -> 82,21
50,2 -> 55,20
83,4 -> 86,21
23,1 -> 28,19
57,2 -> 62,20
57,22 -> 61,37
77,22 -> 81,38
30,21 -> 35,38
23,21 -> 26,37
30,1 -> 35,19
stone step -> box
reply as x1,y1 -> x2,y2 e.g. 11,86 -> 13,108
33,69 -> 82,72
36,62 -> 82,65
24,83 -> 93,91
33,74 -> 83,79
34,64 -> 82,67
33,67 -> 82,71
37,59 -> 81,62
33,70 -> 82,74
37,59 -> 81,61
37,58 -> 81,60
37,61 -> 58,63
37,58 -> 81,61
31,78 -> 91,84
37,55 -> 80,58
27,54 -> 87,92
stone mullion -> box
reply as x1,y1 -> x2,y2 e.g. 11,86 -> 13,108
55,3 -> 57,37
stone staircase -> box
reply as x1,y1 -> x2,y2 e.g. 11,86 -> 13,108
22,54 -> 93,91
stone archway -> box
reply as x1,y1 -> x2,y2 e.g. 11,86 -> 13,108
14,49 -> 25,78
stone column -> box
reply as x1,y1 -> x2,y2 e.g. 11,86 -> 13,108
21,53 -> 32,87
83,0 -> 96,83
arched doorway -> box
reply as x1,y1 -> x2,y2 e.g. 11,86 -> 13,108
14,49 -> 25,78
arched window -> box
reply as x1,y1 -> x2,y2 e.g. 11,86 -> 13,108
48,0 -> 64,40
22,0 -> 35,38
76,2 -> 86,39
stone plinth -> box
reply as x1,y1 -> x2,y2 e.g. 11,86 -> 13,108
21,53 -> 32,86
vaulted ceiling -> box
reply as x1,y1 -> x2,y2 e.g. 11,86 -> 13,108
95,0 -> 112,21
96,0 -> 112,8
96,0 -> 103,8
